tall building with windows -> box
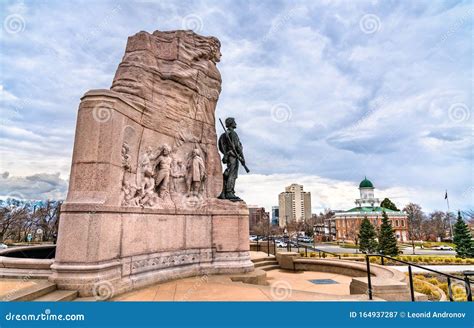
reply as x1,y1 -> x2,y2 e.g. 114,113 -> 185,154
271,206 -> 279,226
333,177 -> 408,242
248,205 -> 269,234
278,184 -> 311,227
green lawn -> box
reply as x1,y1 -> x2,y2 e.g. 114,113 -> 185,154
401,241 -> 455,248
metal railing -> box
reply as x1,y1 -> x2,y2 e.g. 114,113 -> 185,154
254,237 -> 341,259
365,254 -> 473,302
311,247 -> 342,259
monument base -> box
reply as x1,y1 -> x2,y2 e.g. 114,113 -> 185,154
51,201 -> 253,297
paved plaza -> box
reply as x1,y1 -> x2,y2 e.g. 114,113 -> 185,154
111,269 -> 358,301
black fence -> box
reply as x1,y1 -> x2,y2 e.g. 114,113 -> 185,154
254,237 -> 341,259
365,254 -> 473,302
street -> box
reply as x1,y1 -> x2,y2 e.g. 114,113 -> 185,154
392,265 -> 474,274
303,243 -> 457,256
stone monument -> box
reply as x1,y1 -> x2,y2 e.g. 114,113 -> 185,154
51,30 -> 254,297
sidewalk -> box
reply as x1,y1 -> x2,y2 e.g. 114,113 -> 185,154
392,265 -> 474,274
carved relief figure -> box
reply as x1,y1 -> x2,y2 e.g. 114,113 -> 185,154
137,147 -> 155,196
186,148 -> 206,195
121,142 -> 131,171
122,180 -> 140,206
171,160 -> 186,193
121,142 -> 209,207
154,144 -> 172,196
120,141 -> 140,206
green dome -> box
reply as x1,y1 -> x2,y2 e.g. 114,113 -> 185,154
359,177 -> 374,188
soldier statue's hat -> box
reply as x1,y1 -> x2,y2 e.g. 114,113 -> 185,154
225,117 -> 235,128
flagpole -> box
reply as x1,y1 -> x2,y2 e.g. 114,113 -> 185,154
445,190 -> 454,239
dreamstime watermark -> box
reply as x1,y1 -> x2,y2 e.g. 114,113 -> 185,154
1,273 -> 32,301
180,192 -> 205,211
270,103 -> 292,123
426,8 -> 472,61
5,191 -> 27,201
181,14 -> 203,33
179,274 -> 209,301
5,308 -> 85,322
439,8 -> 473,45
78,5 -> 122,48
448,102 -> 470,123
92,280 -> 115,301
450,280 -> 471,301
261,7 -> 299,43
92,102 -> 113,123
270,280 -> 292,300
3,14 -> 26,34
359,14 -> 381,34
461,186 -> 473,202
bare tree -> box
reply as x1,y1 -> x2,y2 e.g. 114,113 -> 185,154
35,200 -> 61,241
424,211 -> 449,241
403,203 -> 425,241
0,200 -> 29,242
0,199 -> 61,243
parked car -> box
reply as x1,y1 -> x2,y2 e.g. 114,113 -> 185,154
276,241 -> 287,248
433,245 -> 454,251
0,243 -> 8,250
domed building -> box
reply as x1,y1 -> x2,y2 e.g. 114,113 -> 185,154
333,177 -> 408,243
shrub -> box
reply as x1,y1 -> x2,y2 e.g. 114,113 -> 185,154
428,278 -> 439,285
413,278 -> 442,300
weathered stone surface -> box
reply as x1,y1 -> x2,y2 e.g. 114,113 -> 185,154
67,30 -> 224,209
53,30 -> 252,297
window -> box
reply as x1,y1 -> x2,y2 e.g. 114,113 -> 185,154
401,220 -> 405,227
396,220 -> 399,227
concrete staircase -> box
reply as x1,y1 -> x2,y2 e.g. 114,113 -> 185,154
9,281 -> 79,302
252,255 -> 280,271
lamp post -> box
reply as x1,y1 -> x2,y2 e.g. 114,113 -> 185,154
267,212 -> 270,256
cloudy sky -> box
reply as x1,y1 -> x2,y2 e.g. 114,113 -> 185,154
0,0 -> 472,214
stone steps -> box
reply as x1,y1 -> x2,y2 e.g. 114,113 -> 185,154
33,290 -> 78,302
7,281 -> 80,302
251,256 -> 276,264
9,282 -> 57,301
259,264 -> 281,271
72,296 -> 97,302
254,260 -> 278,268
251,255 -> 279,272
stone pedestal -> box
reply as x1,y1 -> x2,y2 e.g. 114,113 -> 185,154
51,30 -> 253,297
52,202 -> 252,296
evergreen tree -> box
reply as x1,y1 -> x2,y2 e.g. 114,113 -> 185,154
380,198 -> 399,211
358,217 -> 378,253
453,211 -> 474,258
377,211 -> 399,256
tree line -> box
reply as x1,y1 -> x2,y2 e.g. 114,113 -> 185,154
359,209 -> 474,258
0,199 -> 61,244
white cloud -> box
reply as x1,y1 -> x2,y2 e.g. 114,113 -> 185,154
237,173 -> 445,214
0,172 -> 68,200
0,0 -> 471,212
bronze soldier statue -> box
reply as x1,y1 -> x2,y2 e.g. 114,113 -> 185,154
218,117 -> 249,201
